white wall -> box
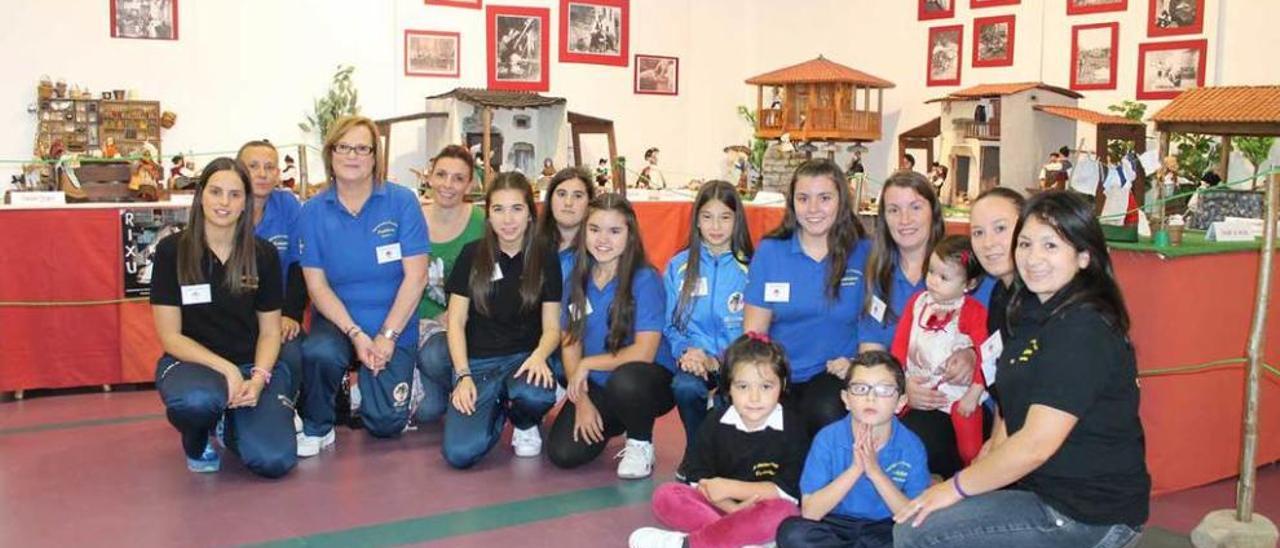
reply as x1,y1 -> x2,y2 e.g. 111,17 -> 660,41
3,0 -> 1277,194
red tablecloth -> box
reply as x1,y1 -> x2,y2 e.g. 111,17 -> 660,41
1,204 -> 1276,494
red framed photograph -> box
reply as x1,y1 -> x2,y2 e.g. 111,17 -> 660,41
973,15 -> 1015,67
919,0 -> 955,21
1070,23 -> 1119,90
1136,39 -> 1207,100
1148,0 -> 1204,37
110,0 -> 178,40
405,30 -> 460,78
425,0 -> 481,9
559,0 -> 628,66
927,25 -> 964,86
971,0 -> 1019,8
1066,0 -> 1127,15
486,5 -> 550,92
634,54 -> 678,96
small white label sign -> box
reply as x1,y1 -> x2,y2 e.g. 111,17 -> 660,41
180,284 -> 213,305
764,282 -> 790,303
376,243 -> 403,264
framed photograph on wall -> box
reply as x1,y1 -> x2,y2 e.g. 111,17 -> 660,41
1149,0 -> 1204,37
1136,39 -> 1207,100
971,0 -> 1019,8
1071,23 -> 1119,90
560,0 -> 628,66
973,15 -> 1015,67
486,5 -> 550,92
919,0 -> 955,21
927,25 -> 964,86
425,0 -> 481,9
1066,0 -> 1127,15
405,30 -> 460,78
110,0 -> 178,40
634,54 -> 678,96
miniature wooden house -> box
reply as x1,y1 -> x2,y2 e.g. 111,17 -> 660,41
746,56 -> 895,142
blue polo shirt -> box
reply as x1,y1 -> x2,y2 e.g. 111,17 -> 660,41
564,266 -> 672,385
857,262 -> 926,349
800,415 -> 930,521
255,189 -> 302,286
745,235 -> 871,382
558,247 -> 577,284
296,182 -> 430,349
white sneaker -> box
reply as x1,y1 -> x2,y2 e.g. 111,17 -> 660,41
615,438 -> 655,479
296,429 -> 335,458
628,527 -> 686,548
293,412 -> 303,434
512,426 -> 543,457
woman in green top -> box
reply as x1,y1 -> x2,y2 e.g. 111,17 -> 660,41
417,144 -> 487,423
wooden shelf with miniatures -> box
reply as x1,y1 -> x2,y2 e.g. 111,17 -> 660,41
34,98 -> 100,156
98,100 -> 162,159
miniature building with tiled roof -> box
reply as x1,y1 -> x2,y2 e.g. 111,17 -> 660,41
745,56 -> 895,142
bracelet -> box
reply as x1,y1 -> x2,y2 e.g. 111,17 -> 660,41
344,325 -> 363,340
250,367 -> 272,384
379,327 -> 401,342
456,372 -> 472,381
952,474 -> 971,499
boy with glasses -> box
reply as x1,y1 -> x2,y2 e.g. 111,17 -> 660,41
776,351 -> 930,548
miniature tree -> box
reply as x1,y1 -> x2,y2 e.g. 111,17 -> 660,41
299,65 -> 361,143
1235,136 -> 1276,190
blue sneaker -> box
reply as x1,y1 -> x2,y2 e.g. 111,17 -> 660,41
186,441 -> 220,473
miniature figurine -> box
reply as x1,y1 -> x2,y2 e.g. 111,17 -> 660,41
281,154 -> 298,188
636,148 -> 665,190
595,158 -> 611,188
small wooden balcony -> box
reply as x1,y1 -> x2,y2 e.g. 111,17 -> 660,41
955,119 -> 1001,140
746,56 -> 895,143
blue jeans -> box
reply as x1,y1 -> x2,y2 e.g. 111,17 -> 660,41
893,489 -> 1141,548
671,370 -> 716,447
300,316 -> 415,438
415,331 -> 451,423
155,355 -> 297,478
279,335 -> 305,398
441,351 -> 557,469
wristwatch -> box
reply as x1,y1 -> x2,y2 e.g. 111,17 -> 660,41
380,327 -> 401,341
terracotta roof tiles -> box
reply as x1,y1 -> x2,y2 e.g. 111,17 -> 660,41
1034,105 -> 1144,126
426,88 -> 566,109
746,56 -> 895,88
1152,86 -> 1280,124
926,82 -> 1083,102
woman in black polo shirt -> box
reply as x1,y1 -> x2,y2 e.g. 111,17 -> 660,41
150,158 -> 296,478
894,191 -> 1149,547
440,172 -> 562,468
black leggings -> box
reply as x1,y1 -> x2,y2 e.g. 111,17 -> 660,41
787,373 -> 849,436
900,407 -> 993,478
546,362 -> 675,469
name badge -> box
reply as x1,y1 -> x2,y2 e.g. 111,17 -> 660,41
492,263 -> 504,281
980,331 -> 1002,387
376,243 -> 403,264
870,295 -> 887,323
764,282 -> 790,303
180,284 -> 212,305
693,277 -> 709,297
569,300 -> 594,319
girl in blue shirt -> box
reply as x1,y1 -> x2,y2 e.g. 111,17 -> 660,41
743,159 -> 870,435
295,117 -> 430,457
663,180 -> 753,446
546,194 -> 675,480
535,167 -> 596,284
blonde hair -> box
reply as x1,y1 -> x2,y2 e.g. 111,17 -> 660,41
322,116 -> 385,184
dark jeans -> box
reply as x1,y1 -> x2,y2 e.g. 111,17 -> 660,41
777,514 -> 894,548
900,407 -> 993,478
893,489 -> 1141,548
788,373 -> 850,436
441,351 -> 557,469
671,369 -> 717,448
300,316 -> 415,438
546,362 -> 675,469
155,355 -> 297,478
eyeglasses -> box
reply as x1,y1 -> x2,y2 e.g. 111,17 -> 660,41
846,383 -> 900,398
333,143 -> 374,157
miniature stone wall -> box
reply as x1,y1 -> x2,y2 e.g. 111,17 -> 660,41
1187,189 -> 1265,230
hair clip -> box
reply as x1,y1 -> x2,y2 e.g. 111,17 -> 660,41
958,249 -> 971,268
745,331 -> 771,344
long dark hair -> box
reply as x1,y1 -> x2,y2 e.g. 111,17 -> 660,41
565,194 -> 651,353
765,159 -> 865,300
720,333 -> 791,399
468,172 -> 543,316
536,167 -> 595,250
865,170 -> 944,321
674,180 -> 753,330
973,186 -> 1026,210
178,158 -> 259,294
1009,190 -> 1130,333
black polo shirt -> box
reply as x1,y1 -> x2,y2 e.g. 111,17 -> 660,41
150,233 -> 283,365
996,284 -> 1150,527
446,241 -> 562,358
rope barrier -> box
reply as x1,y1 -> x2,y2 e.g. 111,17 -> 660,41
0,143 -> 323,166
0,297 -> 149,307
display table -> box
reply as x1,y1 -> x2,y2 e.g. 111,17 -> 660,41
2,202 -> 1276,495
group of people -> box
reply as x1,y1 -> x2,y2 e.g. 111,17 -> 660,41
149,114 -> 1150,548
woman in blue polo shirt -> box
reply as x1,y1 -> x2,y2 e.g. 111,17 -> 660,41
237,140 -> 307,398
295,116 -> 430,457
663,180 -> 753,445
535,167 -> 595,282
438,172 -> 561,468
743,159 -> 870,435
150,158 -> 295,478
545,194 -> 675,480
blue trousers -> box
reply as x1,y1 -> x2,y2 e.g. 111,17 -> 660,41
279,335 -> 304,398
436,351 -> 557,469
415,331 -> 451,424
155,355 -> 297,478
777,514 -> 894,548
300,316 -> 414,438
671,370 -> 717,447
892,489 -> 1140,548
